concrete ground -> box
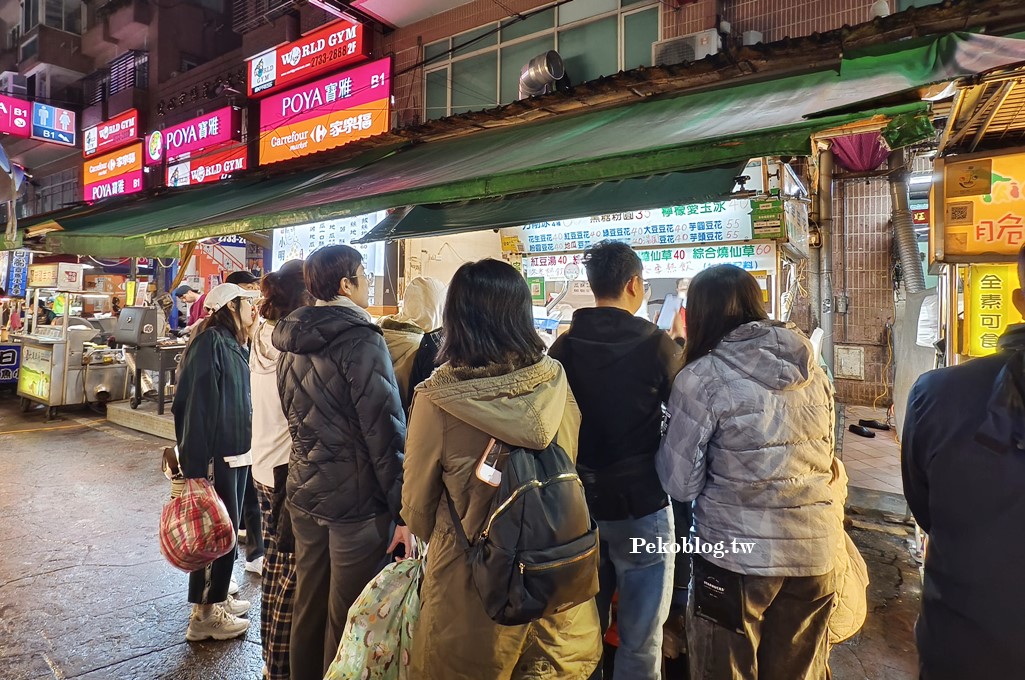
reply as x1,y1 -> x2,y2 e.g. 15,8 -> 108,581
0,393 -> 921,680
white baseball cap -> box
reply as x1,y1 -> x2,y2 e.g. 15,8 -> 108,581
203,283 -> 259,314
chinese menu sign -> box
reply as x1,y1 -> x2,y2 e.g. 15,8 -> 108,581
522,241 -> 777,281
941,153 -> 1025,259
0,344 -> 19,385
5,249 -> 29,297
259,57 -> 392,166
505,200 -> 754,254
966,263 -> 1019,357
247,18 -> 368,98
271,212 -> 386,305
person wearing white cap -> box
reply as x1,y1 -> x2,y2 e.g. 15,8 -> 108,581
171,282 -> 260,642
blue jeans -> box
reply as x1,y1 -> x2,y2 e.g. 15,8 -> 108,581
595,504 -> 675,680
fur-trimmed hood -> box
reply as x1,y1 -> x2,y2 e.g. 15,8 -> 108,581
414,355 -> 569,450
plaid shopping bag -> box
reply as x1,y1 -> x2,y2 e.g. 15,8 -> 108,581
159,477 -> 236,572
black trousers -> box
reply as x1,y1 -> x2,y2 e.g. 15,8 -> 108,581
288,508 -> 391,680
241,468 -> 266,562
187,458 -> 246,604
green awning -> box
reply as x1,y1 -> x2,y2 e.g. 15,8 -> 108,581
357,163 -> 747,242
24,30 -> 1023,250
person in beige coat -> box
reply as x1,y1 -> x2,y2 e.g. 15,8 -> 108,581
380,276 -> 447,411
402,259 -> 602,680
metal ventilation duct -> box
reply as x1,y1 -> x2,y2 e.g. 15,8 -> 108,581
519,51 -> 565,100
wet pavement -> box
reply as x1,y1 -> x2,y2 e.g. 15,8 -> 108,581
0,393 -> 921,679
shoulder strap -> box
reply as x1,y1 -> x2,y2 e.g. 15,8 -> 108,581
444,487 -> 473,552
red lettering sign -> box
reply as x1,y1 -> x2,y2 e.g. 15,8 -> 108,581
166,143 -> 248,187
246,18 -> 368,98
161,107 -> 241,162
83,109 -> 140,157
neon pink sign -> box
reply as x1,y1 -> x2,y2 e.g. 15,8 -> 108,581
162,107 -> 241,161
0,95 -> 30,138
84,170 -> 144,202
259,57 -> 391,131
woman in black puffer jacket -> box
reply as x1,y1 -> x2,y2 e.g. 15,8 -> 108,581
273,244 -> 411,680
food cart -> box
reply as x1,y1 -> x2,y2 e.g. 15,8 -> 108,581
13,262 -> 128,419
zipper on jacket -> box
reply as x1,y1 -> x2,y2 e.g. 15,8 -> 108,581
481,473 -> 581,539
519,542 -> 598,574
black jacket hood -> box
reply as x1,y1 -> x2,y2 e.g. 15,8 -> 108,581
272,305 -> 381,355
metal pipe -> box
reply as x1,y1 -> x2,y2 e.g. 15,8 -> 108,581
819,146 -> 835,372
519,51 -> 565,99
889,149 -> 927,294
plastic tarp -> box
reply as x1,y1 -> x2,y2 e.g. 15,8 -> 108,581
356,163 -> 748,242
143,32 -> 1025,246
27,31 -> 1025,249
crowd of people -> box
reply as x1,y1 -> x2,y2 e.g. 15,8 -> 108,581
169,239 -> 869,680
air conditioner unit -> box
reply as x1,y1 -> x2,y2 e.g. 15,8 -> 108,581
0,72 -> 28,98
652,29 -> 721,66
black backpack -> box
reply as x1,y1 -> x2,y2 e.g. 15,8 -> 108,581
446,439 -> 600,626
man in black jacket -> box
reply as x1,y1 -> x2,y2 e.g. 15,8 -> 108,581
549,241 -> 684,680
902,244 -> 1025,679
274,245 -> 411,680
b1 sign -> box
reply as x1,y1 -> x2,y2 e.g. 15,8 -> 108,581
30,102 -> 76,146
247,18 -> 368,98
0,95 -> 30,138
259,57 -> 391,166
84,109 -> 140,157
162,107 -> 241,162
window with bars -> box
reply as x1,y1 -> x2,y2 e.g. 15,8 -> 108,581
423,0 -> 659,121
30,169 -> 80,217
84,50 -> 149,105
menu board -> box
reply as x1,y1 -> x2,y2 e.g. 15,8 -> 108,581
522,242 -> 777,282
271,212 -> 386,306
503,200 -> 754,254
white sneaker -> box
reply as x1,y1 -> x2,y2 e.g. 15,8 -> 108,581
244,556 -> 264,575
228,577 -> 239,596
217,594 -> 250,617
185,605 -> 249,641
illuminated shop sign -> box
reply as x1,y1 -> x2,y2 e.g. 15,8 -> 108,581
167,143 -> 248,187
259,57 -> 391,166
162,107 -> 241,162
83,142 -> 144,201
84,109 -> 140,157
0,95 -> 30,138
246,18 -> 368,98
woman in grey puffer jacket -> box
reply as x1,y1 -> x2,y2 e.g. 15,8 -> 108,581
657,265 -> 841,680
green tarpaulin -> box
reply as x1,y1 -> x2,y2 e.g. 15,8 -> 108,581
356,163 -> 748,242
25,31 -> 1025,249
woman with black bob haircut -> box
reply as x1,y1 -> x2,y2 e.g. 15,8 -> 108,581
657,265 -> 842,679
402,258 -> 601,679
172,282 -> 260,642
250,260 -> 310,679
273,244 -> 410,679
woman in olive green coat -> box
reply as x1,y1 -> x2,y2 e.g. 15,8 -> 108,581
402,259 -> 601,680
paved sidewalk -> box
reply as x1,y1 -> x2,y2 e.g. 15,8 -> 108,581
0,395 -> 920,679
